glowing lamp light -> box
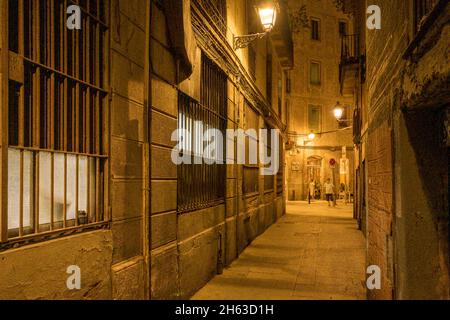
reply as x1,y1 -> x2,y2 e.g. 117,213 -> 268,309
258,6 -> 277,32
333,102 -> 344,121
308,132 -> 316,141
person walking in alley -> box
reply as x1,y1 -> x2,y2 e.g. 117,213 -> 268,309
308,179 -> 315,204
324,178 -> 335,207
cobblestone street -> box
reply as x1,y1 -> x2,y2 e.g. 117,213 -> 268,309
193,201 -> 366,300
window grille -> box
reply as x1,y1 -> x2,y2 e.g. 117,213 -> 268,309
177,53 -> 227,212
276,135 -> 283,196
2,0 -> 109,245
263,124 -> 274,192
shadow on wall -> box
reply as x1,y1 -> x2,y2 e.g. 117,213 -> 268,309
403,107 -> 449,298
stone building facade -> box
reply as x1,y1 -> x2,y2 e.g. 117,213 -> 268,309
0,0 -> 291,299
340,0 -> 449,299
286,0 -> 355,201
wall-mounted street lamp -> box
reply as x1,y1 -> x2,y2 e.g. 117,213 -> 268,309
333,101 -> 353,123
233,1 -> 278,50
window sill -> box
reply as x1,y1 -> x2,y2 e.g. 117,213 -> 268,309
0,222 -> 109,252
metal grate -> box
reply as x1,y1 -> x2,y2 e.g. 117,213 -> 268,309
2,0 -> 109,245
177,53 -> 227,213
194,0 -> 227,36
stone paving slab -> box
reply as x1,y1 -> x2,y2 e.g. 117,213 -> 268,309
192,201 -> 367,300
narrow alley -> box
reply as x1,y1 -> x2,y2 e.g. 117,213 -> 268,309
193,201 -> 365,300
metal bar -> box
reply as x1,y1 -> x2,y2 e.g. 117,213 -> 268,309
75,155 -> 79,225
50,153 -> 54,230
35,153 -> 40,233
95,157 -> 100,222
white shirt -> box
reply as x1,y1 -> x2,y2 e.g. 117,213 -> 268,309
324,182 -> 334,194
309,182 -> 315,195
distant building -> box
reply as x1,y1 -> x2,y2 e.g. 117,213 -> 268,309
286,0 -> 355,201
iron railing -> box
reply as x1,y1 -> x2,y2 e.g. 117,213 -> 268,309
341,34 -> 360,65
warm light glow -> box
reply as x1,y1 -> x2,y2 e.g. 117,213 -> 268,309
333,103 -> 344,120
308,132 -> 316,140
258,7 -> 277,32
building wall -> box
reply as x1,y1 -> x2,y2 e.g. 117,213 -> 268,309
362,0 -> 449,299
286,0 -> 355,200
0,0 -> 148,300
149,0 -> 288,299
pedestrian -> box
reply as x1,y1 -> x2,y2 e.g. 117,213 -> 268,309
308,179 -> 315,204
324,178 -> 335,207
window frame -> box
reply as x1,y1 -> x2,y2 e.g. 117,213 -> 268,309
0,0 -> 111,248
310,18 -> 320,41
310,61 -> 321,86
308,104 -> 322,133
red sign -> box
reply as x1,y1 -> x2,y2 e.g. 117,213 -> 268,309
329,158 -> 336,168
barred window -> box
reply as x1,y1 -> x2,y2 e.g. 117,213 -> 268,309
263,124 -> 274,192
2,0 -> 109,245
276,135 -> 284,196
177,53 -> 227,212
243,101 -> 259,195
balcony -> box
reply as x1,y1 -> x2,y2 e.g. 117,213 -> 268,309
339,34 -> 363,96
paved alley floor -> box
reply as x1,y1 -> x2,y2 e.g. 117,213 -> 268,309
192,201 -> 366,300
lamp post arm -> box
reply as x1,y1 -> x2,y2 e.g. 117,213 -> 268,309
233,32 -> 268,50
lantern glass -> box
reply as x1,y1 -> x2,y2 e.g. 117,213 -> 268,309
333,104 -> 344,120
258,6 -> 277,32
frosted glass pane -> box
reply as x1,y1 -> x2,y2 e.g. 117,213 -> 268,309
23,151 -> 33,228
53,153 -> 65,222
7,149 -> 20,229
66,155 -> 77,220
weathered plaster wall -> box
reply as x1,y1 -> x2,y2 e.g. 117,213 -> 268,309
365,0 -> 449,299
0,231 -> 113,300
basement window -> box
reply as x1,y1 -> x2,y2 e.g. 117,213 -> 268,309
2,0 -> 109,246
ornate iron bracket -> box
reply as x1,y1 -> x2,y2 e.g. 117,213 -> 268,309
233,32 -> 267,50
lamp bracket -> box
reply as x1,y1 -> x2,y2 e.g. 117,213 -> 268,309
233,32 -> 267,50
